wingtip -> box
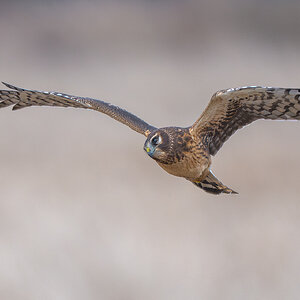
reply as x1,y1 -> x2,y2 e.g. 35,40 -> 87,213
2,82 -> 15,89
2,81 -> 11,87
223,187 -> 239,195
2,82 -> 23,91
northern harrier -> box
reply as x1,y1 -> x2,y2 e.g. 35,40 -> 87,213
0,82 -> 299,194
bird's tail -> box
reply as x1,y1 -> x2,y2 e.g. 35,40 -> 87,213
192,170 -> 238,195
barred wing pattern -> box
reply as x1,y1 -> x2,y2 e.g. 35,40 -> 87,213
0,83 -> 156,137
191,86 -> 300,155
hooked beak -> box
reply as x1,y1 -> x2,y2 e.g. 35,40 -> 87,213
144,141 -> 155,157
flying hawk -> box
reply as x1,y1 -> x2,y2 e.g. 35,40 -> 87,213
1,82 -> 299,194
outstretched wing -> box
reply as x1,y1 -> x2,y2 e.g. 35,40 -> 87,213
191,86 -> 300,155
0,82 -> 156,137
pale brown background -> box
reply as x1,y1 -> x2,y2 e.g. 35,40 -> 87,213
0,0 -> 300,299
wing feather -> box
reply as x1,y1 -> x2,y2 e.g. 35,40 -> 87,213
0,82 -> 156,136
191,86 -> 300,155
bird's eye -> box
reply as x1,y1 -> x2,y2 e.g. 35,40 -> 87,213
151,135 -> 160,146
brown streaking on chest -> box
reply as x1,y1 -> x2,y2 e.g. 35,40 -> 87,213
157,127 -> 211,180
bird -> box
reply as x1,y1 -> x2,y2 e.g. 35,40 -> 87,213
0,82 -> 300,195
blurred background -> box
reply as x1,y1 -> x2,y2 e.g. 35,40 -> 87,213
0,0 -> 300,299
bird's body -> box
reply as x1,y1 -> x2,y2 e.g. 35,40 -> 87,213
145,127 -> 211,180
157,147 -> 210,182
0,82 -> 300,194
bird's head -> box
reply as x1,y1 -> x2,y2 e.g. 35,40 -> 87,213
143,128 -> 174,164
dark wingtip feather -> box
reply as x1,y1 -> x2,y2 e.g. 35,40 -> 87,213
2,82 -> 15,89
2,82 -> 24,91
222,187 -> 238,195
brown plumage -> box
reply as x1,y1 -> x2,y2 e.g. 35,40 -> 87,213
0,83 -> 300,194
